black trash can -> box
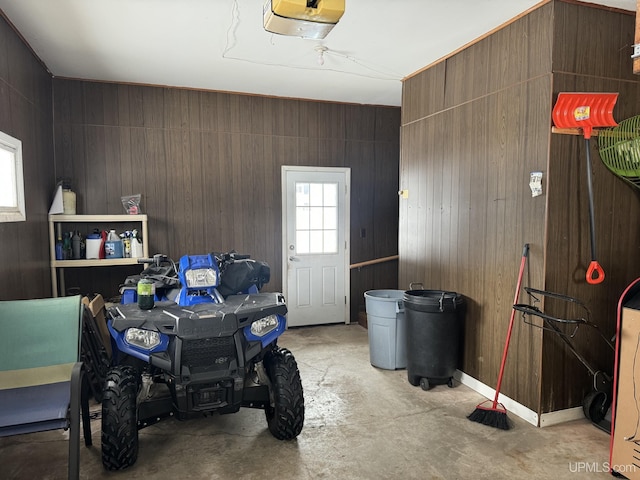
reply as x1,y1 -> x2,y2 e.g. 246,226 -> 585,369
403,290 -> 465,390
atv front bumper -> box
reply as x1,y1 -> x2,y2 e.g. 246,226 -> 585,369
107,293 -> 286,422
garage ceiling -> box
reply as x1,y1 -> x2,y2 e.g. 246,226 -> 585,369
0,0 -> 636,106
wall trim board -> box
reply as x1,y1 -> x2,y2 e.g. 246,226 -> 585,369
456,370 -> 589,427
539,406 -> 585,427
454,370 -> 540,427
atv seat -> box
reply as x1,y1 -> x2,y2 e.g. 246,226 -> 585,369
0,295 -> 92,480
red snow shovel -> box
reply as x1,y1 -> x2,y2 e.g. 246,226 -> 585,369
552,92 -> 618,285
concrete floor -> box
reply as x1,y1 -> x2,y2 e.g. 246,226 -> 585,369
1,323 -> 613,479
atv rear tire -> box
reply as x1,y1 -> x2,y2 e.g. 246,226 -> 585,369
264,347 -> 304,440
101,365 -> 139,470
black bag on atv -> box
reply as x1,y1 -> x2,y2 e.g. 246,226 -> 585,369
122,263 -> 180,290
218,259 -> 270,297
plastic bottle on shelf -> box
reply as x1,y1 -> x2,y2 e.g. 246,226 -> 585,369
131,229 -> 144,258
61,181 -> 76,215
55,234 -> 64,260
63,232 -> 72,260
121,231 -> 131,258
99,230 -> 107,259
72,231 -> 82,259
85,232 -> 102,259
105,229 -> 124,258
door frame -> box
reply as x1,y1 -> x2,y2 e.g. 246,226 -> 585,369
281,165 -> 351,325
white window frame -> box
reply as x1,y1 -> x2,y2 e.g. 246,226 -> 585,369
0,131 -> 26,223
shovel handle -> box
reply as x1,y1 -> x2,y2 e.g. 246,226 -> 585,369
586,260 -> 605,285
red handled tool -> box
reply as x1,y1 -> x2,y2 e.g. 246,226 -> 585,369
467,243 -> 529,430
552,92 -> 618,285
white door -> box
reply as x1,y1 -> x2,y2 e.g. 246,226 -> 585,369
282,166 -> 350,327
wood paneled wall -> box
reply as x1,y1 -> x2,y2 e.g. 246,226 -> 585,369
0,14 -> 54,300
400,4 -> 552,412
542,2 -> 640,413
53,80 -> 400,312
400,0 -> 640,414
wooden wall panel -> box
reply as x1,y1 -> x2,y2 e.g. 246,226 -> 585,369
0,15 -> 54,301
402,4 -> 552,128
441,4 -> 552,113
541,3 -> 640,412
400,0 -> 640,414
399,5 -> 552,412
401,61 -> 446,127
553,2 -> 636,82
52,79 -> 400,309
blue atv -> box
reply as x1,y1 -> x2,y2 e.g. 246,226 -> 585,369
101,252 -> 305,470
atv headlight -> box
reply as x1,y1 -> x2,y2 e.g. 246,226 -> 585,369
250,315 -> 279,337
125,328 -> 161,350
184,268 -> 218,288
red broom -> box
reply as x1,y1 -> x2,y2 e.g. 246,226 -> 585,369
468,243 -> 529,430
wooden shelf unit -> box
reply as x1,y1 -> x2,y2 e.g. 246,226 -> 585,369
48,214 -> 149,297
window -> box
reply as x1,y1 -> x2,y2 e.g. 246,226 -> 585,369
0,131 -> 25,222
295,182 -> 338,254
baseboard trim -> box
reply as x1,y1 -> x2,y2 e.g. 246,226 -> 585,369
539,406 -> 584,427
454,370 -> 539,427
454,370 -> 588,428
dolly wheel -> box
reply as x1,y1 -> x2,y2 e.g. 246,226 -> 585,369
582,390 -> 608,424
420,378 -> 430,391
447,377 -> 454,388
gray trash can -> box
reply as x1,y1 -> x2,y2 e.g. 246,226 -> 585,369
364,290 -> 406,370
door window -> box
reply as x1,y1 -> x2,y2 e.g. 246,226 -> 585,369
295,182 -> 338,254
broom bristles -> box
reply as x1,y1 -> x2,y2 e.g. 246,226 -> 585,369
467,401 -> 511,430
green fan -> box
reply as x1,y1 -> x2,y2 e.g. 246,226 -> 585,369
598,116 -> 640,190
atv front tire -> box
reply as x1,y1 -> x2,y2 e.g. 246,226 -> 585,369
264,347 -> 304,440
101,365 -> 139,470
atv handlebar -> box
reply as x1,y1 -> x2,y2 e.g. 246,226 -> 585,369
138,252 -> 251,270
212,251 -> 251,273
137,251 -> 251,268
137,254 -> 169,267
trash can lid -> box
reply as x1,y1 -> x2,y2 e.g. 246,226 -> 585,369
403,290 -> 463,312
364,289 -> 405,301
